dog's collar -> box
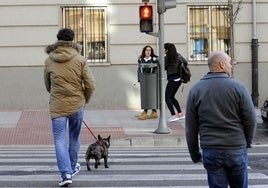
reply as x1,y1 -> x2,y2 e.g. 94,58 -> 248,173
97,141 -> 103,146
97,140 -> 109,148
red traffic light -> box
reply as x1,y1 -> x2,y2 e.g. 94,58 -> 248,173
139,5 -> 153,33
140,5 -> 153,19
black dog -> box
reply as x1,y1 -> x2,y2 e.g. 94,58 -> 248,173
85,135 -> 111,171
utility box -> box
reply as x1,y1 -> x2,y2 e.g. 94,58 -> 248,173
139,63 -> 159,109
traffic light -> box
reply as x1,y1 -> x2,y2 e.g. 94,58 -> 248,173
157,0 -> 177,14
139,5 -> 153,33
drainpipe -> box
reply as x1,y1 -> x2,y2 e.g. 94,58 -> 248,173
251,0 -> 259,107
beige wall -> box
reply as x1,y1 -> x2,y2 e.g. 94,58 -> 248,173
0,0 -> 267,109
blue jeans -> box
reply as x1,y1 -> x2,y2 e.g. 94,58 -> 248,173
202,148 -> 248,188
52,107 -> 84,179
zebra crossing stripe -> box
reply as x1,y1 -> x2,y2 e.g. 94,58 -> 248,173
0,146 -> 267,187
0,164 -> 204,171
0,173 -> 267,182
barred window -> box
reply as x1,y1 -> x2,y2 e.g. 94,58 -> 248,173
188,6 -> 230,61
62,6 -> 107,63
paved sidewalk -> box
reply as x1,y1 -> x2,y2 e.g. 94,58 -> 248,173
0,108 -> 266,147
0,109 -> 185,147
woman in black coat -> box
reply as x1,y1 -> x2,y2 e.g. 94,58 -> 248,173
164,43 -> 185,122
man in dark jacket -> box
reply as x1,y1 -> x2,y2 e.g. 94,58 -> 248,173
185,51 -> 256,188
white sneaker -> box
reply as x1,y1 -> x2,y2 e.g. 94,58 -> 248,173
178,115 -> 185,120
167,116 -> 179,122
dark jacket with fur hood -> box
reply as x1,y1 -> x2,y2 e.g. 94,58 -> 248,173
44,41 -> 95,119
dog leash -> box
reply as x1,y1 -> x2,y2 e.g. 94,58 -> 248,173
83,120 -> 98,141
82,120 -> 103,145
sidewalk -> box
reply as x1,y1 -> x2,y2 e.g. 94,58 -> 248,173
0,109 -> 185,147
0,108 -> 266,147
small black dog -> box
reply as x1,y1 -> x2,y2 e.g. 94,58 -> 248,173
85,135 -> 111,171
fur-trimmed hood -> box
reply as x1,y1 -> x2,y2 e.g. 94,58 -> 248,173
45,41 -> 82,63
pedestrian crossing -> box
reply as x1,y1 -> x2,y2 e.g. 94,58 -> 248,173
0,146 -> 267,187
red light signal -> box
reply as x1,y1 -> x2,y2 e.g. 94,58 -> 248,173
140,5 -> 153,19
139,5 -> 153,33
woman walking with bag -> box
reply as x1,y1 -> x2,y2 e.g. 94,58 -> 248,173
164,43 -> 185,122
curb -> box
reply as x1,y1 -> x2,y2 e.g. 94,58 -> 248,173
112,136 -> 187,147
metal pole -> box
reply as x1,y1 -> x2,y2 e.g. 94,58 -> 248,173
251,0 -> 259,107
155,11 -> 170,134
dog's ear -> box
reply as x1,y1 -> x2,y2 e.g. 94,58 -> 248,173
107,135 -> 111,141
98,135 -> 102,141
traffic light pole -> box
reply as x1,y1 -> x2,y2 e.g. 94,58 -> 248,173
154,12 -> 170,134
143,0 -> 176,134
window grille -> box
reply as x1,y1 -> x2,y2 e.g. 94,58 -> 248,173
62,6 -> 107,63
188,5 -> 231,61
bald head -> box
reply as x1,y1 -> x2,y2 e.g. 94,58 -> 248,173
208,51 -> 232,76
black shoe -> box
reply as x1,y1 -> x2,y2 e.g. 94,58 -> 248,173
58,174 -> 72,187
72,163 -> 80,177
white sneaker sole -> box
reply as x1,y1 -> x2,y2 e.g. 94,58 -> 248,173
167,118 -> 179,122
72,169 -> 80,177
58,180 -> 72,187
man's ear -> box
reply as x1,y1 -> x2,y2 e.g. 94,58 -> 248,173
219,61 -> 225,69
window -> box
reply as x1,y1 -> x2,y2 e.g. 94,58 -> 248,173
188,6 -> 230,61
62,6 -> 107,63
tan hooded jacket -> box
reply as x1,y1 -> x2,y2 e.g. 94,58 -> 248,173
44,41 -> 95,119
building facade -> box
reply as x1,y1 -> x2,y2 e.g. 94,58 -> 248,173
0,0 -> 267,109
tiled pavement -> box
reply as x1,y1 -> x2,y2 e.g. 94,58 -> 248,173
0,109 -> 185,146
0,109 -> 267,146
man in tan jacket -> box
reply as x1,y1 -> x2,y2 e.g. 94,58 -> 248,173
44,28 -> 95,187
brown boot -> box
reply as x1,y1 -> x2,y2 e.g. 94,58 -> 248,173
138,111 -> 147,120
148,110 -> 158,119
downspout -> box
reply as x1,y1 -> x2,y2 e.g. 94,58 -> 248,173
251,0 -> 259,107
